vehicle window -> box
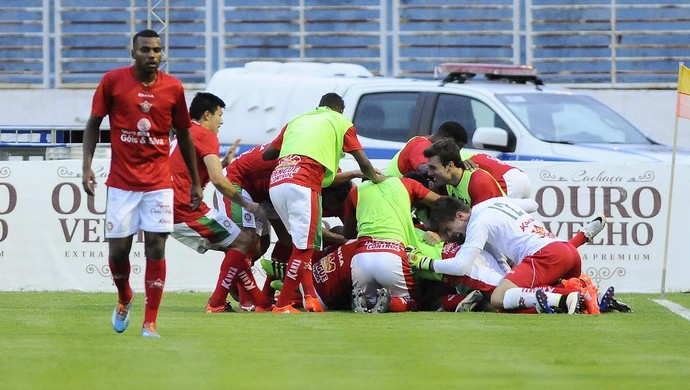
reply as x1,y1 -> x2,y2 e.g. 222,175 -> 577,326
431,94 -> 504,141
353,92 -> 420,142
497,93 -> 651,144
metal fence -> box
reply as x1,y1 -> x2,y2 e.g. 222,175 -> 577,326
0,0 -> 688,88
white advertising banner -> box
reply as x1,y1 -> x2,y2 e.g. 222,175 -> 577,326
0,160 -> 220,292
0,160 -> 688,293
514,161 -> 686,293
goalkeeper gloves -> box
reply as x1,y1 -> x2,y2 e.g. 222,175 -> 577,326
405,247 -> 434,272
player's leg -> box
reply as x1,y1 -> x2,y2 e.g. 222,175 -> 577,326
139,188 -> 174,337
269,183 -> 323,312
371,246 -> 416,313
351,251 -> 378,312
569,214 -> 607,247
105,187 -> 142,333
498,242 -> 583,314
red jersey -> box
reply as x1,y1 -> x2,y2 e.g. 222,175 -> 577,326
467,169 -> 505,207
312,240 -> 358,310
268,124 -> 363,193
343,177 -> 432,220
396,136 -> 432,176
91,66 -> 191,191
468,153 -> 517,194
226,143 -> 277,203
170,123 -> 219,223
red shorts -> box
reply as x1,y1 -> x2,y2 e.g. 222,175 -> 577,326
504,241 -> 581,288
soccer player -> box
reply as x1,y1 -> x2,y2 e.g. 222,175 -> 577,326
384,121 -> 468,177
423,138 -> 505,207
460,152 -> 532,199
262,92 -> 385,313
343,177 -> 440,313
169,92 -> 271,313
81,29 -> 203,337
387,121 -> 531,199
412,196 -> 613,314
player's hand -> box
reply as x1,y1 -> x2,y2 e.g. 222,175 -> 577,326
189,184 -> 203,210
405,247 -> 433,271
82,168 -> 96,196
221,138 -> 241,168
373,173 -> 388,183
422,231 -> 441,245
245,201 -> 267,221
463,159 -> 479,171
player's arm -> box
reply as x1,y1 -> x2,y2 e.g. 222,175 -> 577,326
263,124 -> 286,160
322,227 -> 348,246
204,154 -> 265,219
330,170 -> 364,186
176,128 -> 203,209
82,115 -> 104,196
350,149 -> 386,183
413,245 -> 481,276
220,138 -> 241,168
417,190 -> 440,207
262,144 -> 280,160
342,187 -> 358,239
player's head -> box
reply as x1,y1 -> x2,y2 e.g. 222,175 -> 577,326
190,92 -> 226,133
428,196 -> 471,241
434,121 -> 468,148
423,138 -> 462,186
131,29 -> 162,75
318,93 -> 345,113
322,179 -> 353,211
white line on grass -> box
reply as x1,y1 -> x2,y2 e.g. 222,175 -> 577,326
653,299 -> 690,322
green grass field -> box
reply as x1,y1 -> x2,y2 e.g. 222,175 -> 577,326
1,292 -> 689,389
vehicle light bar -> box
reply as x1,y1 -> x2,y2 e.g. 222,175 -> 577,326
435,63 -> 543,85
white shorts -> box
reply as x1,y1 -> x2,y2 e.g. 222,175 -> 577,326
214,184 -> 267,236
105,187 -> 173,238
171,208 -> 241,254
351,251 -> 413,306
504,168 -> 532,199
269,182 -> 322,250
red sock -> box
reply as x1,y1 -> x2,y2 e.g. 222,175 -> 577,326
508,307 -> 538,314
298,251 -> 316,298
236,279 -> 252,307
109,258 -> 133,304
237,267 -> 272,309
569,231 -> 587,248
442,294 -> 467,312
275,247 -> 312,307
541,286 -> 580,295
144,258 -> 166,324
209,249 -> 246,307
390,297 -> 417,312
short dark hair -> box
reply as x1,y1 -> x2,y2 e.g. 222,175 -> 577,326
189,92 -> 226,121
436,121 -> 468,145
132,29 -> 160,48
318,93 -> 345,112
428,196 -> 470,231
403,171 -> 431,189
423,138 -> 462,168
322,179 -> 353,205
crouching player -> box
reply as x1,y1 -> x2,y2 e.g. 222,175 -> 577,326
343,177 -> 440,313
410,196 -> 615,314
170,92 -> 272,313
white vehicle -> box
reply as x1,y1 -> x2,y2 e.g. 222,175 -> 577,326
206,61 -> 689,168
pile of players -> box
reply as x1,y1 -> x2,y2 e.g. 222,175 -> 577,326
169,91 -> 631,317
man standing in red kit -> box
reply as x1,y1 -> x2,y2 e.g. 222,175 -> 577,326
81,29 -> 202,338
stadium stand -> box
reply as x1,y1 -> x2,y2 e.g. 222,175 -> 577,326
1,0 -> 689,88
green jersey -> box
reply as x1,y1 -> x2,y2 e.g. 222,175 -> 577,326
279,106 -> 353,187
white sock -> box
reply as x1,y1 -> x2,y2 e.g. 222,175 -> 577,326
503,288 -> 538,309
